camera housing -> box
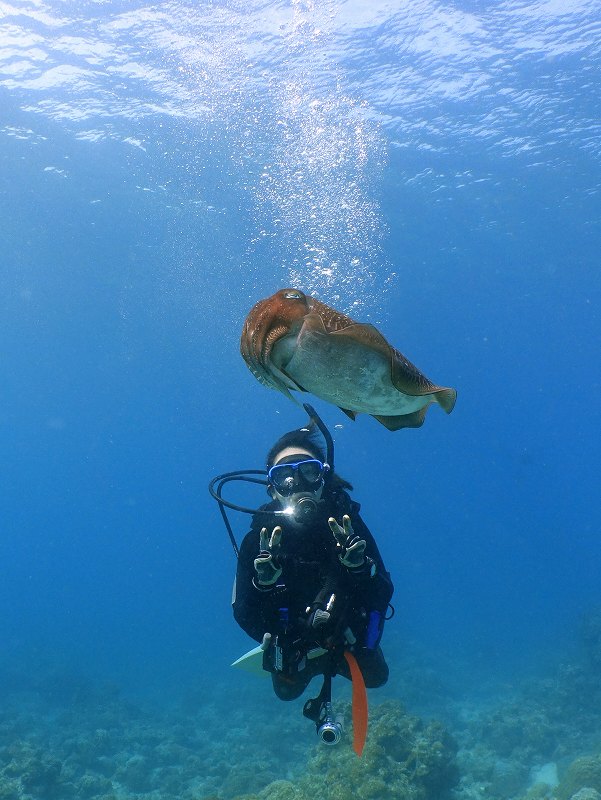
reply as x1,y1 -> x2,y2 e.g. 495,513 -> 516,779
317,702 -> 343,745
262,634 -> 307,675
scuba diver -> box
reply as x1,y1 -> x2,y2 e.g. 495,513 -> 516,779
229,413 -> 394,706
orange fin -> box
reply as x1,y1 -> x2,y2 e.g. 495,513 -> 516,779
343,651 -> 368,757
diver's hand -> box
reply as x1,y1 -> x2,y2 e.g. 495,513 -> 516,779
254,526 -> 283,587
328,515 -> 366,570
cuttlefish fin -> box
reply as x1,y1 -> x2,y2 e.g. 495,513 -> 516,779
297,312 -> 329,339
373,405 -> 430,431
330,322 -> 456,410
328,321 -> 391,356
329,322 -> 428,396
261,354 -> 305,402
389,345 -> 457,411
297,314 -> 456,419
270,366 -> 306,400
430,387 -> 457,414
281,373 -> 309,394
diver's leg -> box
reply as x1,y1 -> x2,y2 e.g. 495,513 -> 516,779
336,647 -> 389,688
354,646 -> 389,688
271,653 -> 334,700
271,670 -> 313,701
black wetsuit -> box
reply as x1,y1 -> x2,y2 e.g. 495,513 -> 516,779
232,488 -> 394,700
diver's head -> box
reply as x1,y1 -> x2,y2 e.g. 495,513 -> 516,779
267,449 -> 329,524
266,427 -> 329,524
266,422 -> 327,471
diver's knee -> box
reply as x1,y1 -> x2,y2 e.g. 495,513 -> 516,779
364,664 -> 389,688
357,648 -> 389,688
272,674 -> 307,701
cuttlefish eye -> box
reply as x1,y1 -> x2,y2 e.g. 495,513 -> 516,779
283,289 -> 305,300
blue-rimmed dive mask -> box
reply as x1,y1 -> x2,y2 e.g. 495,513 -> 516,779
267,457 -> 328,497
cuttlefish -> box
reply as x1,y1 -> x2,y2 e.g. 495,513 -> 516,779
240,288 -> 457,430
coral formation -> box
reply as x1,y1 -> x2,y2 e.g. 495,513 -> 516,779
555,755 -> 601,800
571,790 -> 601,800
580,608 -> 601,669
3,620 -> 601,800
229,699 -> 458,800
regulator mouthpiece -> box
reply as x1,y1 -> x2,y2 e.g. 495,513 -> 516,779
293,495 -> 319,522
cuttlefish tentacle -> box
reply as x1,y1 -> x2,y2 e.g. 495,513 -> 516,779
241,289 -> 310,389
263,323 -> 292,363
262,323 -> 305,401
242,309 -> 289,387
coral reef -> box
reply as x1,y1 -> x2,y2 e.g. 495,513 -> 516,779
229,699 -> 458,800
555,755 -> 601,800
0,674 -> 311,800
580,608 -> 601,669
452,636 -> 601,800
3,619 -> 601,800
0,679 -> 460,800
570,790 -> 601,800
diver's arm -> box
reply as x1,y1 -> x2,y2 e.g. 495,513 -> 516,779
345,514 -> 394,610
232,530 -> 276,642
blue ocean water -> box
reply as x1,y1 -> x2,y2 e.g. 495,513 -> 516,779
1,1 -> 600,798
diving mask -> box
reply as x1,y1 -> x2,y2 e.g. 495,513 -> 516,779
268,458 -> 328,496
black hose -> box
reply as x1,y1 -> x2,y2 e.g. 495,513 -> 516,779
302,403 -> 335,474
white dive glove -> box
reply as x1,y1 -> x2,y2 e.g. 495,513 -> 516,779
253,525 -> 283,587
328,514 -> 367,570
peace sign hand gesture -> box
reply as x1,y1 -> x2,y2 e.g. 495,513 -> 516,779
328,515 -> 367,570
254,526 -> 283,587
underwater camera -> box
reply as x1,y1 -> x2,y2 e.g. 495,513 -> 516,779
317,702 -> 344,745
303,680 -> 345,747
